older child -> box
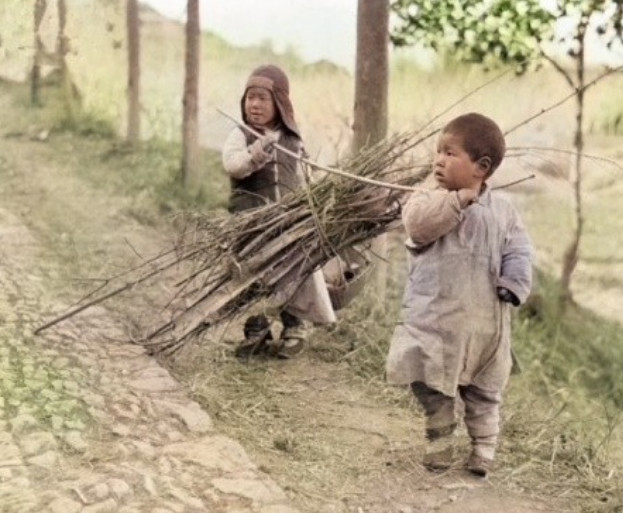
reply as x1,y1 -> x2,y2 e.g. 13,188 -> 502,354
221,64 -> 335,359
386,113 -> 533,477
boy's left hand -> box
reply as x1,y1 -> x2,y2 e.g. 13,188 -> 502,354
497,287 -> 520,306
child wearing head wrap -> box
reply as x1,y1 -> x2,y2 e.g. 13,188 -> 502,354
386,113 -> 533,478
222,64 -> 336,359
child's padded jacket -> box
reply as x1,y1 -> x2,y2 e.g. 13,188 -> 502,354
386,187 -> 532,396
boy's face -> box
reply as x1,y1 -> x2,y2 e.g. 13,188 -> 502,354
433,132 -> 483,191
244,87 -> 277,128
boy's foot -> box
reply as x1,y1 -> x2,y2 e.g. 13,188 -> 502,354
422,445 -> 454,473
266,325 -> 307,359
234,332 -> 271,357
278,336 -> 305,358
466,452 -> 493,478
235,315 -> 272,358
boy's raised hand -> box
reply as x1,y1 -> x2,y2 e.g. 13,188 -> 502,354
261,130 -> 279,149
248,131 -> 278,164
457,188 -> 479,208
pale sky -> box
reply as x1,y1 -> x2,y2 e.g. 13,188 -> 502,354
142,0 -> 358,70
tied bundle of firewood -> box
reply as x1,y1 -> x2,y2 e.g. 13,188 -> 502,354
35,130 -> 434,354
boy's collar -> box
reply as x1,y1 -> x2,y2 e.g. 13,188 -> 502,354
473,184 -> 492,206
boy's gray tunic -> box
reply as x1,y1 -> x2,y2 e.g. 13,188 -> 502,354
386,187 -> 532,397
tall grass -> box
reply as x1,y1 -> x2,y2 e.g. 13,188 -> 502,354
503,274 -> 623,510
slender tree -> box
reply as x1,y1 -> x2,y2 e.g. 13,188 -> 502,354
353,0 -> 391,301
391,0 -> 623,308
56,0 -> 76,123
547,1 -> 623,305
31,0 -> 47,106
181,0 -> 201,188
126,0 -> 140,143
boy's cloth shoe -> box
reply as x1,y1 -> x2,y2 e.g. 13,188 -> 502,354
423,446 -> 454,472
235,315 -> 272,358
234,331 -> 272,357
266,325 -> 307,359
422,436 -> 455,472
466,452 -> 493,478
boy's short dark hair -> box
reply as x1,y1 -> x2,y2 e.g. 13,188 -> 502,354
443,113 -> 506,175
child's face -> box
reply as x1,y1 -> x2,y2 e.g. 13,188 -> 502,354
244,87 -> 277,128
433,132 -> 482,191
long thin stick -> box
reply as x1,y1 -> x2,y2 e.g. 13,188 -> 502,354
34,281 -> 135,334
219,108 -> 538,193
217,108 -> 423,192
34,248 -> 202,334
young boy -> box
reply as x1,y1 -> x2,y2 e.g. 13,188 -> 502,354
221,64 -> 335,358
385,113 -> 533,478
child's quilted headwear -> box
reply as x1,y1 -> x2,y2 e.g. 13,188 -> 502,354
241,64 -> 300,137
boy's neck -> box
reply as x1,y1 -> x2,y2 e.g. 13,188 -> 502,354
252,120 -> 281,134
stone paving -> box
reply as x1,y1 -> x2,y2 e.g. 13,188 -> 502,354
0,206 -> 301,513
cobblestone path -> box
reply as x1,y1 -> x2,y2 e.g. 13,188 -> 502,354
0,168 -> 301,512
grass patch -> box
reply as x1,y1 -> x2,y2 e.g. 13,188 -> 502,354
54,109 -> 117,139
500,270 -> 623,509
2,79 -> 230,222
93,138 -> 230,217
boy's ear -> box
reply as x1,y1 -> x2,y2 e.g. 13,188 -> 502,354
476,156 -> 492,176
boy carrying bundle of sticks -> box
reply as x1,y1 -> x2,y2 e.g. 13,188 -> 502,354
386,113 -> 533,478
221,64 -> 336,359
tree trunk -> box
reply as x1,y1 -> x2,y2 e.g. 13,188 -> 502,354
181,0 -> 201,188
57,0 -> 75,124
126,0 -> 141,144
352,0 -> 390,303
31,0 -> 47,106
352,0 -> 389,152
559,20 -> 588,308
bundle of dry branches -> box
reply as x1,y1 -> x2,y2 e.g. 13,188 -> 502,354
36,130 -> 433,354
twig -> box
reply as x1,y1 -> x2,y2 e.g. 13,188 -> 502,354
217,108 -> 427,192
509,146 -> 623,171
493,174 -> 536,190
123,236 -> 145,260
34,248 -> 202,334
34,282 -> 137,334
505,64 -> 623,135
417,67 -> 514,133
542,50 -> 575,89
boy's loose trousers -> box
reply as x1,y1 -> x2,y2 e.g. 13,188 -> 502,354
411,381 -> 501,459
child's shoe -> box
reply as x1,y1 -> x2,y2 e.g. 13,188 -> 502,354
466,451 -> 493,478
423,446 -> 454,472
235,315 -> 272,358
266,325 -> 307,359
422,437 -> 454,473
